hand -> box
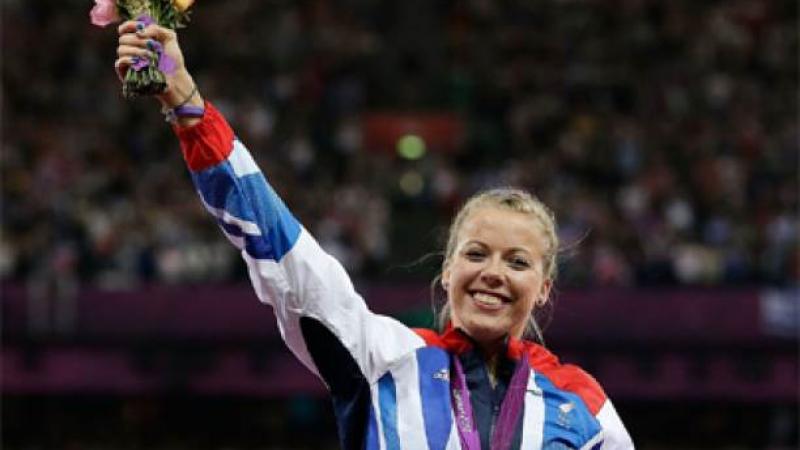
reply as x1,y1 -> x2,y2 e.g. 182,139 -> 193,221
115,20 -> 202,111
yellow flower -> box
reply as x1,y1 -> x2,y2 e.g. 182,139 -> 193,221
173,0 -> 195,12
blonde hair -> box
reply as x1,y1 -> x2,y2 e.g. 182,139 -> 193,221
434,187 -> 559,343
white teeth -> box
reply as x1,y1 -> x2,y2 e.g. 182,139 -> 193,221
473,292 -> 503,305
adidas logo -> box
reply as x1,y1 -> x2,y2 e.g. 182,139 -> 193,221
433,368 -> 450,382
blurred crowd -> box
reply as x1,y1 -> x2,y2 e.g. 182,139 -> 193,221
3,0 -> 798,293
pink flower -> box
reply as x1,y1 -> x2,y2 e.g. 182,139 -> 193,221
89,0 -> 120,28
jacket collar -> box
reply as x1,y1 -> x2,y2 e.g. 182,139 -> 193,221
415,323 -> 558,369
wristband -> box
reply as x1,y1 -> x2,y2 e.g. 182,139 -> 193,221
161,84 -> 204,122
163,104 -> 205,123
173,105 -> 205,118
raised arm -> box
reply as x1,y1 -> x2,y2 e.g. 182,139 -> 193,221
115,22 -> 424,386
115,20 -> 204,128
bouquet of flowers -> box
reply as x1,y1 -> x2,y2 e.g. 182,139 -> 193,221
90,0 -> 195,99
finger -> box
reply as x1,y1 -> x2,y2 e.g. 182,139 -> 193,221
119,33 -> 162,56
136,24 -> 177,44
117,20 -> 141,35
114,56 -> 135,81
117,44 -> 154,59
118,33 -> 150,48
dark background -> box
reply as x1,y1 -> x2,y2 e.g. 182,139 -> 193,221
2,0 -> 798,448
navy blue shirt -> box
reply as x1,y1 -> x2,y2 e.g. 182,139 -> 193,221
459,346 -> 525,450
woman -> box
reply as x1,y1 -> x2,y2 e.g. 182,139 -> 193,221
115,21 -> 634,450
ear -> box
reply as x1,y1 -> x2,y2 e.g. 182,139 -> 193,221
537,279 -> 553,306
441,265 -> 451,291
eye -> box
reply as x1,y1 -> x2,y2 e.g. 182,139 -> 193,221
464,249 -> 485,261
508,256 -> 531,270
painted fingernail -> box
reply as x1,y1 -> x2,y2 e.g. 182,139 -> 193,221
146,39 -> 155,50
136,22 -> 145,31
132,56 -> 140,64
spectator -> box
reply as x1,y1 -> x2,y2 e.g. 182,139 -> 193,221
2,0 -> 797,289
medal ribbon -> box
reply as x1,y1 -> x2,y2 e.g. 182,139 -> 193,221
450,353 -> 530,450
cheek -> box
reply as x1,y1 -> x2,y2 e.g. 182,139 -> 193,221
446,262 -> 475,294
447,272 -> 468,309
512,293 -> 536,318
510,274 -> 541,312
445,264 -> 473,322
506,278 -> 539,337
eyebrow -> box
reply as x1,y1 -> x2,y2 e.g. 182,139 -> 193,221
462,240 -> 487,249
463,241 -> 533,256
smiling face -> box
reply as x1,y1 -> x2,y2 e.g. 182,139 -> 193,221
442,205 -> 552,348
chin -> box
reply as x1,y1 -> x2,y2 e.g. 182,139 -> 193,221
462,320 -> 508,345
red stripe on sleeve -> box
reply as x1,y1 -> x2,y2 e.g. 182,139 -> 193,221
172,101 -> 235,172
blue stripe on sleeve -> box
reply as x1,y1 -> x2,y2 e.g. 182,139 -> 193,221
416,348 -> 453,450
218,221 -> 246,238
535,373 -> 603,449
192,161 -> 301,261
378,373 -> 400,450
366,403 -> 380,450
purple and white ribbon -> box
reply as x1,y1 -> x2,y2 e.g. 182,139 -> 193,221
450,354 -> 530,450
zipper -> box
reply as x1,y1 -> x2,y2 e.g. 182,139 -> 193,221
489,402 -> 500,443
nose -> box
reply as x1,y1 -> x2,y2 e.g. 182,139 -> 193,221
479,256 -> 504,288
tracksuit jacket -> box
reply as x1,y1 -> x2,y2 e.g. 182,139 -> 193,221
173,102 -> 635,450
